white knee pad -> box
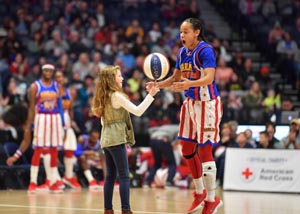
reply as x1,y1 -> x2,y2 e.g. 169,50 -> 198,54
202,161 -> 217,191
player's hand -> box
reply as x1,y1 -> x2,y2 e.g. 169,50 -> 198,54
6,156 -> 17,166
172,77 -> 190,92
148,83 -> 160,97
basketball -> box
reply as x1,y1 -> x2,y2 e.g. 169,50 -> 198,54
143,52 -> 170,80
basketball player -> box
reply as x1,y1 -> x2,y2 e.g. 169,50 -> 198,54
147,18 -> 223,214
7,64 -> 65,193
75,129 -> 104,190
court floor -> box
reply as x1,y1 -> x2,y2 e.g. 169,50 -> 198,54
0,187 -> 299,214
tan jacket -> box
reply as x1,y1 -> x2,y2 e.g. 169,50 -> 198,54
100,104 -> 135,148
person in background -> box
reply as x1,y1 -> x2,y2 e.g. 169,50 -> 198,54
265,122 -> 281,149
6,64 -> 65,193
279,119 -> 300,149
256,131 -> 270,149
75,129 -> 104,190
145,124 -> 179,188
232,132 -> 254,148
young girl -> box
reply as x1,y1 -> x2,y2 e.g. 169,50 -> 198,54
92,65 -> 159,214
147,18 -> 223,214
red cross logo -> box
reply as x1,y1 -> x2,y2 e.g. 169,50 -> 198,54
242,167 -> 253,180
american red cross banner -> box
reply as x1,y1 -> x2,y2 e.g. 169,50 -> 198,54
223,148 -> 300,193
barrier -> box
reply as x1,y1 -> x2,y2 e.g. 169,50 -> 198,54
223,148 -> 300,193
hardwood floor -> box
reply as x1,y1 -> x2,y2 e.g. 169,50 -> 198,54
0,187 -> 299,214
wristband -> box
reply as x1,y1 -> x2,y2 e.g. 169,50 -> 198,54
13,149 -> 22,159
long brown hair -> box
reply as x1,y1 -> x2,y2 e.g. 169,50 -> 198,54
91,65 -> 124,117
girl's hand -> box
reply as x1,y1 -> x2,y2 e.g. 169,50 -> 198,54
148,83 -> 160,97
145,81 -> 155,93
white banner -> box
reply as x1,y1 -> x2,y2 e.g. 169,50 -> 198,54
223,148 -> 300,193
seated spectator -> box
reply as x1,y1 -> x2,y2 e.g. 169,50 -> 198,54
276,96 -> 298,124
9,53 -> 29,82
265,122 -> 281,149
44,30 -> 69,61
212,38 -> 232,63
215,58 -> 234,85
115,44 -> 136,77
279,119 -> 300,149
242,81 -> 264,124
262,88 -> 281,120
214,123 -> 237,186
72,52 -> 93,81
267,21 -> 284,63
229,48 -> 245,75
237,58 -> 256,89
276,31 -> 299,86
148,21 -> 162,43
256,131 -> 270,148
244,128 -> 257,147
259,0 -> 277,19
125,19 -> 144,42
232,132 -> 254,148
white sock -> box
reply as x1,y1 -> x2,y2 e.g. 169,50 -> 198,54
84,170 -> 94,182
30,166 -> 39,184
64,157 -> 74,178
202,161 -> 217,202
42,154 -> 51,181
193,177 -> 205,194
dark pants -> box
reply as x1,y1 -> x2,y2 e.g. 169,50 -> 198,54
103,144 -> 130,211
146,139 -> 176,185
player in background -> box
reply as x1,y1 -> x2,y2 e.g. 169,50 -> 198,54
147,18 -> 223,214
7,64 -> 65,193
36,70 -> 82,191
74,129 -> 104,190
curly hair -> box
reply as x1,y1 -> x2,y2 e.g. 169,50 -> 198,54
91,65 -> 125,118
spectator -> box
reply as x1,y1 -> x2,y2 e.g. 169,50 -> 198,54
279,119 -> 300,149
44,30 -> 69,61
232,132 -> 254,148
68,30 -> 88,62
148,22 -> 162,43
242,81 -> 264,124
125,19 -> 144,42
265,122 -> 281,149
256,131 -> 270,149
72,52 -> 93,81
276,31 -> 299,86
115,44 -> 136,75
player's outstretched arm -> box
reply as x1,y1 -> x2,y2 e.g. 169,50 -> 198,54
146,68 -> 181,91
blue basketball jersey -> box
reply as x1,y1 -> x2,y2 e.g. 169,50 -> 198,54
82,134 -> 101,151
35,80 -> 60,113
175,41 -> 219,101
61,88 -> 71,110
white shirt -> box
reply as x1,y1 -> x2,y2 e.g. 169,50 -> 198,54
111,92 -> 154,117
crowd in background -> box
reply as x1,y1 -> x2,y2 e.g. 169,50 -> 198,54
0,0 -> 300,189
